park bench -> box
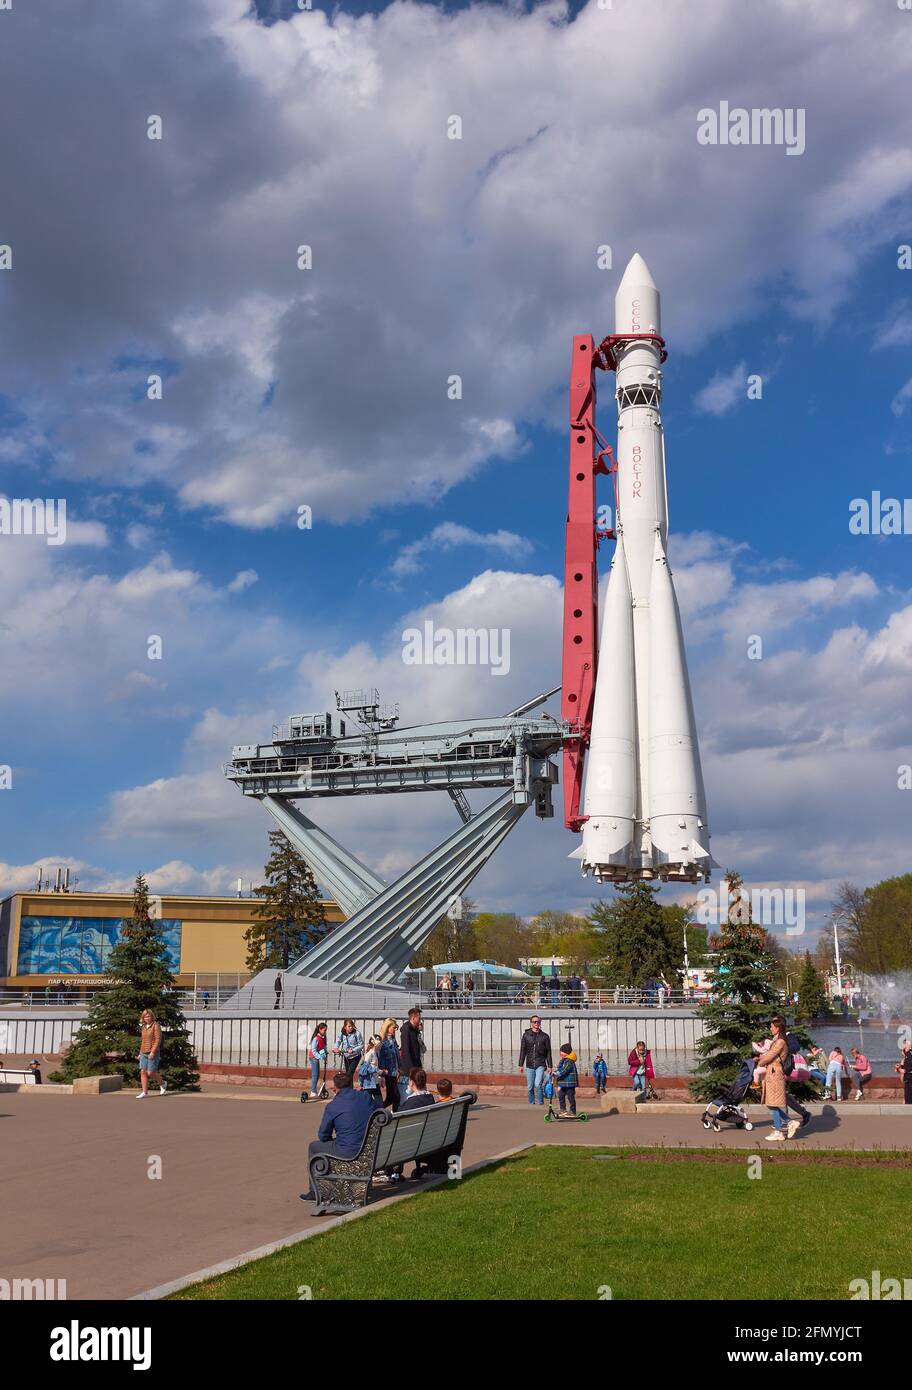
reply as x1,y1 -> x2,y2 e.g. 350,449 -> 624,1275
309,1090 -> 477,1215
0,1069 -> 37,1085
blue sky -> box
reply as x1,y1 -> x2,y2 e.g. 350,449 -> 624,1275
1,0 -> 910,949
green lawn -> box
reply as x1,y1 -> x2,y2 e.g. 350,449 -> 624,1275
173,1147 -> 912,1301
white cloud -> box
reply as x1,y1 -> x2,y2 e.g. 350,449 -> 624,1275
126,523 -> 154,549
64,520 -> 109,547
227,568 -> 258,593
0,0 -> 910,524
890,378 -> 912,417
693,362 -> 748,417
388,522 -> 534,581
0,856 -> 262,900
873,302 -> 912,350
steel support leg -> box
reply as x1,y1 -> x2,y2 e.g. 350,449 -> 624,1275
283,791 -> 532,984
260,794 -> 385,918
361,794 -> 529,982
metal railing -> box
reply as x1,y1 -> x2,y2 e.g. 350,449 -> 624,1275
0,984 -> 707,1012
0,986 -> 243,1011
419,987 -> 705,1010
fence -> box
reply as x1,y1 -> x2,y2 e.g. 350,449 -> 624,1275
419,987 -> 704,1010
0,1008 -> 707,1074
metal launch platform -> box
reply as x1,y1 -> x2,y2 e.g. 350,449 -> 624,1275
223,689 -> 565,1001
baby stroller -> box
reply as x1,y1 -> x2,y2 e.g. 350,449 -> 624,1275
701,1056 -> 756,1132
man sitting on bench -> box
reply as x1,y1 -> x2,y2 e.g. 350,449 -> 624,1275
301,1071 -> 382,1202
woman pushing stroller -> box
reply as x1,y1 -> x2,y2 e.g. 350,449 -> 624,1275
756,1016 -> 793,1142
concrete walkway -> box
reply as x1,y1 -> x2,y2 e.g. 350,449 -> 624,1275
2,1087 -> 909,1300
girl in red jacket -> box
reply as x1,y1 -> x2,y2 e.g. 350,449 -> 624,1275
628,1041 -> 655,1096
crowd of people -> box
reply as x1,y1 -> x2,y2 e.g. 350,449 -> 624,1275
300,1005 -> 463,1199
118,1001 -> 912,1188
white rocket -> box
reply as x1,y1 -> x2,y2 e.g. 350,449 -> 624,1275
574,253 -> 710,883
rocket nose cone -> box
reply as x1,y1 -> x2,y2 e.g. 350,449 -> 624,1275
618,252 -> 656,290
615,252 -> 661,335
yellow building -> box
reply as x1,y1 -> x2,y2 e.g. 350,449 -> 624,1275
0,889 -> 344,994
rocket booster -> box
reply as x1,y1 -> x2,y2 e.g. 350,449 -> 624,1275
574,254 -> 710,883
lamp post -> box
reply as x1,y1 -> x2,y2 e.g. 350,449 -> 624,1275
832,914 -> 844,999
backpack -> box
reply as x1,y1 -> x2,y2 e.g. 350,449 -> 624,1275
782,1031 -> 801,1077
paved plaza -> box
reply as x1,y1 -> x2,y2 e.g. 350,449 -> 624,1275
2,1088 -> 909,1299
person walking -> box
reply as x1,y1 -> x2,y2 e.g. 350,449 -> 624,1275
756,1016 -> 790,1141
378,1018 -> 401,1110
824,1046 -> 849,1101
518,1015 -> 553,1105
273,971 -> 284,1011
593,1052 -> 608,1094
849,1046 -> 873,1101
465,975 -> 475,1006
137,1008 -> 165,1098
333,1019 -> 364,1080
300,1072 -> 382,1202
895,1039 -> 912,1104
785,1049 -> 812,1138
308,1022 -> 329,1099
399,1007 -> 425,1106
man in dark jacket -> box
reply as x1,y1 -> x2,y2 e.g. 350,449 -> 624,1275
301,1071 -> 381,1201
398,1007 -> 425,1107
518,1015 -> 552,1105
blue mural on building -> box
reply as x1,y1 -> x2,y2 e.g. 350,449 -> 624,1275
17,917 -> 182,974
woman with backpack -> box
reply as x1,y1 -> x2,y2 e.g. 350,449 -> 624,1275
756,1015 -> 791,1141
333,1018 -> 364,1080
308,1022 -> 329,1099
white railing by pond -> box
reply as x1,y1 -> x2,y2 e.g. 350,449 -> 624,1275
0,1006 -> 709,1074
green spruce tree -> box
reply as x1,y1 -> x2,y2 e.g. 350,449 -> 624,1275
246,830 -> 328,970
51,873 -> 199,1089
589,881 -> 680,987
795,951 -> 830,1021
691,871 -> 793,1101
